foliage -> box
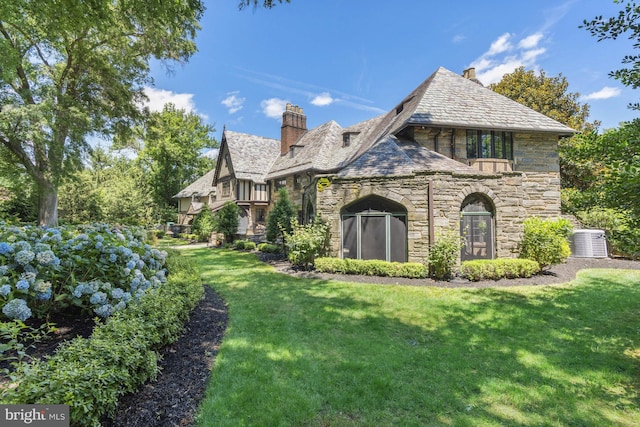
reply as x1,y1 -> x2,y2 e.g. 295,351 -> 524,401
215,202 -> 240,244
283,217 -> 330,269
460,258 -> 540,281
0,222 -> 167,321
576,207 -> 640,259
489,66 -> 593,131
0,320 -> 56,370
1,252 -> 203,427
0,0 -> 205,226
314,257 -> 428,279
427,230 -> 464,280
57,170 -> 104,224
266,188 -> 295,245
124,104 -> 217,218
258,243 -> 281,254
582,1 -> 640,109
233,240 -> 248,250
192,208 -> 217,242
519,217 -> 572,269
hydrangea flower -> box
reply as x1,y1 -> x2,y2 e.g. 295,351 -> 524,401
2,298 -> 32,321
109,253 -> 117,263
111,288 -> 125,300
0,242 -> 13,255
94,304 -> 113,318
73,284 -> 85,298
0,265 -> 8,276
16,280 -> 30,292
15,249 -> 35,266
0,284 -> 11,297
90,291 -> 107,305
36,250 -> 60,267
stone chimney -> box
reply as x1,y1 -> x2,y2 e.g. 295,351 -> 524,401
281,103 -> 307,155
462,67 -> 483,86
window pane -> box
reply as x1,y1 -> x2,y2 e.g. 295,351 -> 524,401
494,132 -> 503,159
342,216 -> 358,259
505,132 -> 513,160
466,130 -> 477,158
481,131 -> 491,158
361,216 -> 387,260
389,215 -> 407,262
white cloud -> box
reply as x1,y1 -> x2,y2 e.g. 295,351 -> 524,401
519,33 -> 543,49
221,92 -> 245,114
452,34 -> 466,44
143,87 -> 197,113
487,33 -> 513,56
311,92 -> 334,106
260,98 -> 288,119
582,86 -> 622,100
470,33 -> 547,85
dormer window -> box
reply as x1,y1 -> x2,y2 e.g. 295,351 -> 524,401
343,133 -> 351,147
466,130 -> 513,160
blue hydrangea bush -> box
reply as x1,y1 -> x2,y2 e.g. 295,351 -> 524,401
0,222 -> 167,321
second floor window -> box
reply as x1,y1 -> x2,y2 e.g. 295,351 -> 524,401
222,181 -> 230,197
466,130 -> 513,160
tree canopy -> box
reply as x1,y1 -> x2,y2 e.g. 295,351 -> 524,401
0,0 -> 205,226
582,1 -> 640,109
238,0 -> 290,10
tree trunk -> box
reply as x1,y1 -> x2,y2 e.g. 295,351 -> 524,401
38,181 -> 59,227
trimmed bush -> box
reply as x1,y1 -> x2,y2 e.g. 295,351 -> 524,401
1,252 -> 203,426
283,218 -> 330,269
233,240 -> 248,250
460,258 -> 540,281
519,217 -> 572,269
258,243 -> 281,254
243,241 -> 257,251
314,257 -> 427,279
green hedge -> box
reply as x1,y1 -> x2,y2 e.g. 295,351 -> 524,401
1,252 -> 204,427
460,258 -> 540,281
258,243 -> 281,254
314,257 -> 427,279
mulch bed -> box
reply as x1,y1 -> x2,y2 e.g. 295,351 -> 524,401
2,253 -> 639,426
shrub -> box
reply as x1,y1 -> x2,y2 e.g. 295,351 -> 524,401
0,223 -> 168,321
233,240 -> 247,250
314,257 -> 427,279
428,231 -> 464,280
215,202 -> 239,244
243,241 -> 257,251
519,217 -> 572,269
283,218 -> 330,269
265,188 -> 295,247
258,243 -> 281,254
460,258 -> 540,281
1,252 -> 203,426
191,208 -> 217,242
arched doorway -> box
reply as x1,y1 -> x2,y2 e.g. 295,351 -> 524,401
341,195 -> 407,262
460,194 -> 494,261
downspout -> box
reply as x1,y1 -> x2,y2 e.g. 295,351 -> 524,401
428,180 -> 435,247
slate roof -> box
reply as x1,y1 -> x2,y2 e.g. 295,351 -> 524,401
173,169 -> 216,199
391,67 -> 575,135
224,130 -> 280,184
219,66 -> 575,184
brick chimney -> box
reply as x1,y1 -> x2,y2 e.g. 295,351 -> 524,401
281,103 -> 307,155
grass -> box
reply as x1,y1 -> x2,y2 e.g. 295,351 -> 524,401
183,248 -> 640,426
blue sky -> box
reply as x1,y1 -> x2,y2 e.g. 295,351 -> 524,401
145,0 -> 639,142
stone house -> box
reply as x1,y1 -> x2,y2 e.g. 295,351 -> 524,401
182,66 -> 574,263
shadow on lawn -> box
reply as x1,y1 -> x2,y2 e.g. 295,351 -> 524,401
193,249 -> 640,426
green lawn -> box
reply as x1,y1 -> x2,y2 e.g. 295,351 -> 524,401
184,248 -> 640,426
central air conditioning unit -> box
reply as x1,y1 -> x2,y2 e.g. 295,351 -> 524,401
571,229 -> 608,258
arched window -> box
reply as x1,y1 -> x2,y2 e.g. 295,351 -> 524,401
341,196 -> 407,262
460,194 -> 494,261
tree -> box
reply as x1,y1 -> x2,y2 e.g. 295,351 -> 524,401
0,0 -> 204,226
266,188 -> 295,246
216,202 -> 240,244
489,66 -> 593,131
582,1 -> 640,109
129,103 -> 217,221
